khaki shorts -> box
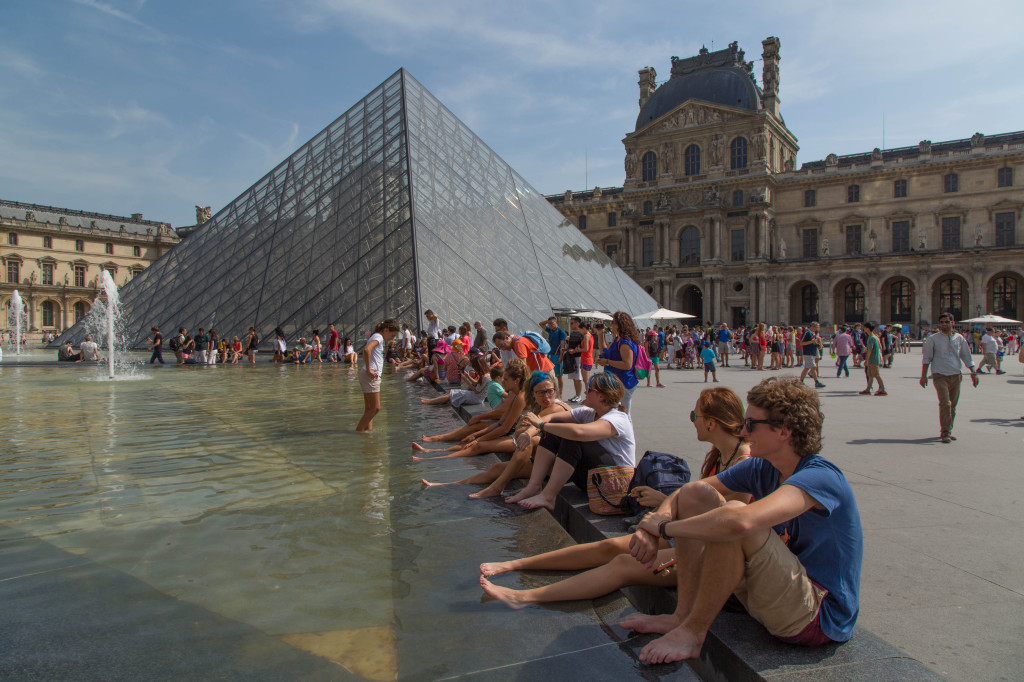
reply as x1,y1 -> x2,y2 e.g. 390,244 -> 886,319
802,355 -> 817,369
359,369 -> 381,393
733,530 -> 826,639
866,364 -> 881,379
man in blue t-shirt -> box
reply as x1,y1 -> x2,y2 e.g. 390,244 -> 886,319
798,321 -> 826,389
540,316 -> 568,398
623,376 -> 862,665
716,323 -> 733,367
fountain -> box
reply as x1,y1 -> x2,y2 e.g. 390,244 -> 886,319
8,289 -> 27,356
83,271 -> 138,379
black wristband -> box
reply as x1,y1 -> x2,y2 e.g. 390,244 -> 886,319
658,519 -> 671,540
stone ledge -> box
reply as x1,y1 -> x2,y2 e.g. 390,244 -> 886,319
443,385 -> 943,680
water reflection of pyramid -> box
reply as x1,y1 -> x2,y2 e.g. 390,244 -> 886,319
72,69 -> 655,347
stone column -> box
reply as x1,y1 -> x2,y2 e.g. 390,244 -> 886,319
662,222 -> 671,266
758,275 -> 768,322
26,292 -> 36,331
866,269 -> 881,324
819,273 -> 834,325
970,262 -> 986,318
625,226 -> 635,266
707,217 -> 718,260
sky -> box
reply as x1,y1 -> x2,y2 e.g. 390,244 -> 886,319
2,0 -> 1023,229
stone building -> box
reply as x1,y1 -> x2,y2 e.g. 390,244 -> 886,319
1,199 -> 179,333
546,38 -> 1023,331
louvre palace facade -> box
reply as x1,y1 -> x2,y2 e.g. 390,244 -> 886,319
546,38 -> 1023,331
0,199 -> 179,333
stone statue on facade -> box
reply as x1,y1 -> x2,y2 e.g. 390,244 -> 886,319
975,226 -> 984,246
26,211 -> 35,221
871,147 -> 883,161
754,131 -> 767,160
917,227 -> 927,250
656,193 -> 669,210
918,140 -> 932,154
563,190 -> 573,204
778,236 -> 787,259
661,143 -> 675,173
593,186 -> 602,198
971,132 -> 985,147
701,184 -> 720,204
821,237 -> 830,258
709,133 -> 724,166
868,230 -> 877,253
196,205 -> 212,224
624,151 -> 637,178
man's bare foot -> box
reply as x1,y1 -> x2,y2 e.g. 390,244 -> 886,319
517,493 -> 555,511
419,398 -> 431,404
479,561 -> 515,577
504,485 -> 540,504
619,613 -> 680,635
412,442 -> 426,452
638,625 -> 704,664
479,576 -> 529,609
469,485 -> 503,499
421,434 -> 440,442
411,454 -> 431,461
421,478 -> 449,488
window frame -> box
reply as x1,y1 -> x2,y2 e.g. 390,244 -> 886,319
642,151 -> 658,182
804,189 -> 816,207
642,235 -> 655,267
74,264 -> 87,287
943,173 -> 959,193
41,300 -> 55,327
730,137 -> 748,170
105,242 -> 114,255
6,260 -> 19,284
683,144 -> 701,176
42,262 -> 54,285
991,276 -> 1018,319
843,282 -> 865,323
892,220 -> 910,253
606,212 -> 617,228
578,214 -> 587,230
802,228 -> 818,259
43,235 -> 53,248
730,229 -> 745,262
893,178 -> 907,198
847,184 -> 860,203
941,216 -> 961,249
800,284 -> 819,323
939,278 -> 964,320
995,212 -> 1015,247
845,224 -> 862,255
997,167 -> 1013,188
679,225 -> 700,266
8,232 -> 18,246
75,239 -> 85,252
732,189 -> 743,207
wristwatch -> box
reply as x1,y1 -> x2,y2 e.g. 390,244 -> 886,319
658,519 -> 671,540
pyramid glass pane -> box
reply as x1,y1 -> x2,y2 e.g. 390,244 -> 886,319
56,69 -> 654,349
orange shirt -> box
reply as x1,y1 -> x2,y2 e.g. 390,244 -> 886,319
511,336 -> 554,373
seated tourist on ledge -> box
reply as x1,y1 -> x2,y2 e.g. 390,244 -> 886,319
58,340 -> 81,362
421,370 -> 570,497
622,376 -> 863,665
505,372 -> 635,511
79,335 -> 102,363
479,387 -> 750,607
292,337 -> 313,364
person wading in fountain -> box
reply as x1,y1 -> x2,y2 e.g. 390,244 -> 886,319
356,319 -> 400,433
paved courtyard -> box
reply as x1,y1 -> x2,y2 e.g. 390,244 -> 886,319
624,348 -> 1024,680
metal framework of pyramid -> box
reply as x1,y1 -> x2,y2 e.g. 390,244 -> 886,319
60,69 -> 656,348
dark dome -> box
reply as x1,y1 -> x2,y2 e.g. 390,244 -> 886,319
635,65 -> 760,131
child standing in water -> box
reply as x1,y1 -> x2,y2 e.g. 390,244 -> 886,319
356,319 -> 400,433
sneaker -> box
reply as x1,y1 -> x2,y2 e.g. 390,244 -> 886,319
874,390 -> 888,396
940,433 -> 951,443
996,370 -> 1006,375
814,382 -> 826,389
656,383 -> 665,388
567,395 -> 581,403
949,434 -> 957,441
858,389 -> 872,395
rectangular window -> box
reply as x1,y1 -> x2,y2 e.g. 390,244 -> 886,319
7,261 -> 19,283
642,236 -> 654,266
8,232 -> 17,246
941,216 -> 961,249
606,244 -> 618,261
607,212 -> 617,227
74,265 -> 86,287
133,245 -> 141,257
730,229 -> 745,261
43,235 -> 53,248
893,179 -> 907,198
845,224 -> 862,255
802,229 -> 818,258
105,242 -> 114,255
997,167 -> 1013,187
995,212 -> 1015,246
75,239 -> 85,252
732,189 -> 743,207
42,263 -> 54,285
943,173 -> 958,193
847,185 -> 860,203
892,220 -> 910,252
804,189 -> 816,207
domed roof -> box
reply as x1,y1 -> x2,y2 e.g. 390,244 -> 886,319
635,43 -> 761,131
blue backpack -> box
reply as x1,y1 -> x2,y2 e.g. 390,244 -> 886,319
621,451 -> 692,516
518,330 -> 551,355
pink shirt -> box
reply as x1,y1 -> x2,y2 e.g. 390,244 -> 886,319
833,332 -> 854,356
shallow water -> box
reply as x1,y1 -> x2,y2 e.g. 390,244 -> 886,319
0,363 -> 644,679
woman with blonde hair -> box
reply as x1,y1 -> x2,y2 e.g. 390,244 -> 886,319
480,386 -> 750,606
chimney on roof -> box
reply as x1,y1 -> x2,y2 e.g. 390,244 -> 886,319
638,67 -> 657,109
131,213 -> 143,222
761,37 -> 781,120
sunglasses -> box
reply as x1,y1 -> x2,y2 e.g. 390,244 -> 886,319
744,417 -> 783,433
689,410 -> 705,423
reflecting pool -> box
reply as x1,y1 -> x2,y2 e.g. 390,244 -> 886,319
0,363 -> 646,680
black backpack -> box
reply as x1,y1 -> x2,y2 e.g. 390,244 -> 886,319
169,335 -> 182,351
622,451 -> 692,516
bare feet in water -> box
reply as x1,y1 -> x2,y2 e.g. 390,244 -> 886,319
479,576 -> 529,609
638,626 -> 705,664
504,485 -> 539,505
517,493 -> 555,511
479,561 -> 514,577
421,434 -> 440,442
420,478 -> 447,488
468,485 -> 504,499
411,442 -> 426,452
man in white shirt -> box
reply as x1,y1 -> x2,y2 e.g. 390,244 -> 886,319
978,328 -> 1005,374
920,313 -> 979,443
79,336 -> 101,362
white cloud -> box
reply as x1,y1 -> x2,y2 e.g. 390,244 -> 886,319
71,0 -> 146,26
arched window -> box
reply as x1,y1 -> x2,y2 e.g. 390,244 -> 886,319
41,301 -> 55,327
684,145 -> 701,176
642,201 -> 653,216
938,278 -> 963,321
642,152 -> 657,182
844,282 -> 865,322
890,281 -> 912,322
679,226 -> 700,265
74,301 -> 87,323
992,276 -> 1018,319
730,137 -> 748,170
801,284 -> 819,323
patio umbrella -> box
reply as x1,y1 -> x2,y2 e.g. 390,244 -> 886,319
635,307 -> 696,321
574,310 -> 614,320
959,314 -> 1022,325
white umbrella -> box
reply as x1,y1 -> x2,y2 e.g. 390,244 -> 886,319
635,307 -> 696,321
575,310 -> 613,320
959,314 -> 1022,325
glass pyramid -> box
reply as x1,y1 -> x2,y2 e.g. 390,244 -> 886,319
60,69 -> 656,348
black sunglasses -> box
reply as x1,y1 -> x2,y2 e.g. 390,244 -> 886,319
744,417 -> 783,433
689,410 -> 704,423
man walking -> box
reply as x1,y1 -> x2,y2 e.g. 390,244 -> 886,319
978,328 -> 1005,374
920,313 -> 979,443
541,316 -> 567,398
858,323 -> 886,396
798,322 -> 826,389
833,326 -> 853,378
148,326 -> 164,364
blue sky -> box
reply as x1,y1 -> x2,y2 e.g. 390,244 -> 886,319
2,0 -> 1022,228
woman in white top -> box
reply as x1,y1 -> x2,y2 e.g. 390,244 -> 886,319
356,319 -> 400,433
506,372 -> 635,511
